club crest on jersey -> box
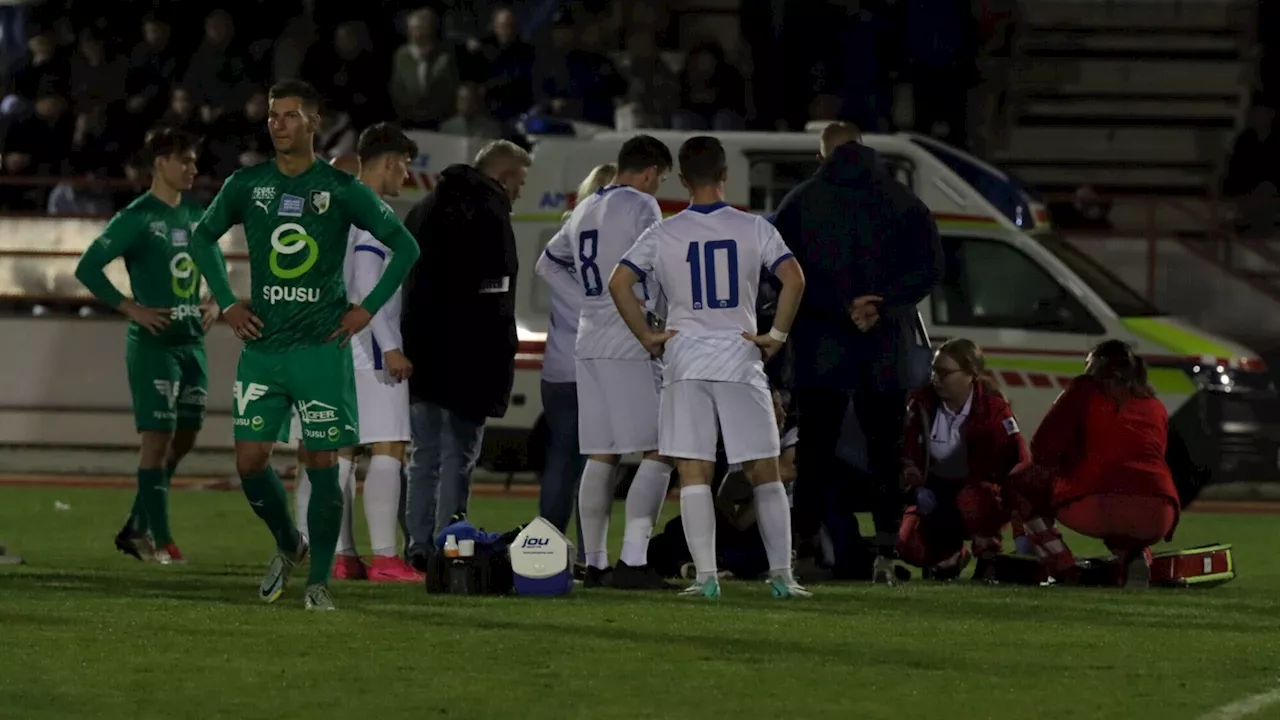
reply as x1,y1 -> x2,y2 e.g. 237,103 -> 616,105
170,228 -> 189,247
310,190 -> 330,215
278,194 -> 304,217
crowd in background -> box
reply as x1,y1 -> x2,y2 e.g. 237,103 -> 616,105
0,0 -> 1011,213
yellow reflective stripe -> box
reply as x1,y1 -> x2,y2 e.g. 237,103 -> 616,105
1121,317 -> 1236,357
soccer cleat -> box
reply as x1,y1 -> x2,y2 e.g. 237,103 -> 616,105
303,583 -> 336,611
114,527 -> 154,562
609,561 -> 680,590
769,576 -> 813,599
583,565 -> 614,588
259,535 -> 309,604
680,577 -> 721,599
332,554 -> 368,580
367,555 -> 424,583
872,556 -> 900,586
157,543 -> 186,565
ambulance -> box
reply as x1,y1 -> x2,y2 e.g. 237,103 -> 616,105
396,127 -> 1280,484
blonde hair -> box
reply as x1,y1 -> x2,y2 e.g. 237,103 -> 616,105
563,162 -> 618,221
474,139 -> 532,175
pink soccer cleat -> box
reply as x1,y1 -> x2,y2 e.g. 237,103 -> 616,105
332,554 -> 368,580
367,555 -> 426,583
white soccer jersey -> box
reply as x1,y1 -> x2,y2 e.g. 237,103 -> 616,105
344,225 -> 404,371
620,202 -> 793,388
543,185 -> 662,360
533,243 -> 584,384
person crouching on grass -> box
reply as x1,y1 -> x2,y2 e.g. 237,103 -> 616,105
897,339 -> 1028,582
1008,340 -> 1180,588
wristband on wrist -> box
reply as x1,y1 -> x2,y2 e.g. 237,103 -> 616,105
768,327 -> 788,343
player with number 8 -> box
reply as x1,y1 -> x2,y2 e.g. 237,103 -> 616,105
540,136 -> 677,590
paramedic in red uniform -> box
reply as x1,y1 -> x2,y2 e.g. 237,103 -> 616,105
1011,339 -> 1180,588
897,339 -> 1028,582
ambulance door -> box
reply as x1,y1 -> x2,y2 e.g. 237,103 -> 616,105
928,232 -> 1103,430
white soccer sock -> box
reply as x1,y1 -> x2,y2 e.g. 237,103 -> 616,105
577,459 -> 620,569
363,454 -> 403,557
679,484 -> 717,583
753,480 -> 794,581
620,459 -> 672,567
294,466 -> 311,539
335,456 -> 357,556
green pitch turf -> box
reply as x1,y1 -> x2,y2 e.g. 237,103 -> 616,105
1,486 -> 1278,720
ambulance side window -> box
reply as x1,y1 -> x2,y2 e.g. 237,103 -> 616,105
746,154 -> 916,213
932,236 -> 1103,334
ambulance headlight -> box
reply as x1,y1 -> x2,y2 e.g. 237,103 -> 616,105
1191,364 -> 1237,393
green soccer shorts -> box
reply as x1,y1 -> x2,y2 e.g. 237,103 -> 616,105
126,340 -> 208,433
232,341 -> 358,451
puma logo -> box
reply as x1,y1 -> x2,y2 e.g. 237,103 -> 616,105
255,200 -> 270,214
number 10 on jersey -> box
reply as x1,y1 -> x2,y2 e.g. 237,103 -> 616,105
686,239 -> 739,309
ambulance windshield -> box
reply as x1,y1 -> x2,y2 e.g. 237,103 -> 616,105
1036,234 -> 1163,317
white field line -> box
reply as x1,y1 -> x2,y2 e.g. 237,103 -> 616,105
1199,686 -> 1280,720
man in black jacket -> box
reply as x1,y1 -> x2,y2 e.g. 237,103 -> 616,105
772,122 -> 943,584
400,139 -> 530,563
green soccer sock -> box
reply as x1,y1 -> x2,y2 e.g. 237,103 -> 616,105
241,466 -> 300,555
304,465 -> 343,586
126,492 -> 148,534
138,468 -> 171,546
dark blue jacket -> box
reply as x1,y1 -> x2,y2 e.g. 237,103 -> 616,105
771,143 -> 942,392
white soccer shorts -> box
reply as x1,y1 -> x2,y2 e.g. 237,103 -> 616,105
659,380 -> 780,464
354,368 -> 411,444
575,358 -> 661,455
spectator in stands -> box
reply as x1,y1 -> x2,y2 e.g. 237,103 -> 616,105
905,0 -> 979,148
9,30 -> 66,103
1222,102 -> 1280,237
3,89 -> 72,177
440,82 -> 502,139
124,17 -> 179,125
619,29 -> 679,129
66,103 -> 124,178
535,13 -> 625,127
159,86 -> 198,133
68,32 -> 124,118
390,7 -> 459,129
207,87 -> 272,176
183,10 -> 247,127
303,21 -> 388,133
469,6 -> 536,123
672,41 -> 746,131
316,109 -> 357,159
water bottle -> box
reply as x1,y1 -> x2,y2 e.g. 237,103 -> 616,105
445,534 -> 469,594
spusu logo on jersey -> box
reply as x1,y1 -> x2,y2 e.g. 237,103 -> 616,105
262,222 -> 321,304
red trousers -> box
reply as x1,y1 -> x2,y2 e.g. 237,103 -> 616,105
897,480 -> 1008,568
1009,466 -> 1178,573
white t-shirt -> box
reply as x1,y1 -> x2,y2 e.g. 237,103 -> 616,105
620,202 -> 793,388
344,225 -> 403,372
543,185 -> 663,361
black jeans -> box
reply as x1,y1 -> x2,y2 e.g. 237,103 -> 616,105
793,386 -> 908,557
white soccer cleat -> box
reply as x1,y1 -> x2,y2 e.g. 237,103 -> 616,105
680,577 -> 721,599
768,576 -> 812,599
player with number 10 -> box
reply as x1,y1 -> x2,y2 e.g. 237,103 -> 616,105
610,136 -> 809,599
541,135 -> 676,589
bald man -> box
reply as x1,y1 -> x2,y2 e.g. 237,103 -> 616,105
770,121 -> 943,586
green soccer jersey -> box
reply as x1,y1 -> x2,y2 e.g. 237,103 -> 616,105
74,192 -> 209,345
189,159 -> 420,352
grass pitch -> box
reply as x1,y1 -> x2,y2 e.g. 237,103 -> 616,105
1,484 -> 1279,720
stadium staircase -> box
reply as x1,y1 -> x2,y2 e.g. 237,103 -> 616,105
996,0 -> 1255,231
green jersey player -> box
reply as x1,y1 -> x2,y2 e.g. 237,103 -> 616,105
188,80 -> 420,611
74,127 -> 220,565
